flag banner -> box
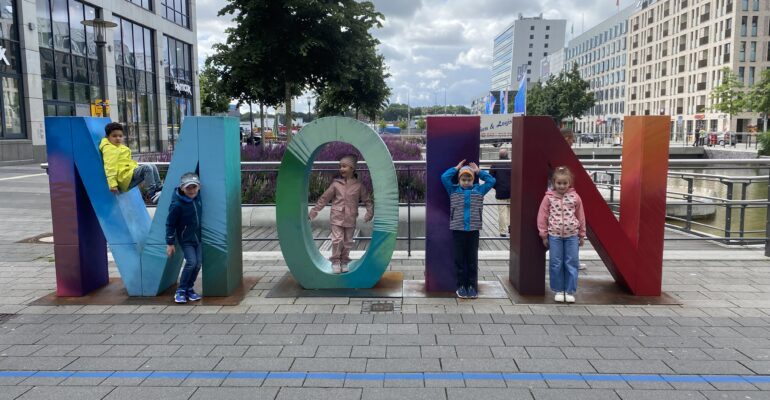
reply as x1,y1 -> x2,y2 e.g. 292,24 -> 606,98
513,74 -> 527,114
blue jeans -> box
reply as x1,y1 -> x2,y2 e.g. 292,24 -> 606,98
128,164 -> 161,191
178,244 -> 202,293
548,235 -> 579,294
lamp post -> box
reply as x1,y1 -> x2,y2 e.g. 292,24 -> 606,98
81,18 -> 117,117
307,97 -> 311,122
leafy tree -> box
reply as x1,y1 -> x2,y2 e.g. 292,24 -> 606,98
215,0 -> 384,142
199,62 -> 231,115
397,120 -> 408,130
416,119 -> 426,131
747,68 -> 770,132
710,67 -> 746,127
559,63 -> 596,123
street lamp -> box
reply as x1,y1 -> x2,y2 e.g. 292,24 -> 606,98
81,18 -> 117,117
307,97 -> 312,121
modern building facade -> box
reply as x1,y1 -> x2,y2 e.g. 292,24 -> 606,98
0,0 -> 199,164
565,6 -> 635,134
540,47 -> 566,80
625,0 -> 770,134
491,14 -> 566,92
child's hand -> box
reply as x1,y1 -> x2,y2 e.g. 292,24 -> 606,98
166,245 -> 175,257
542,237 -> 549,248
110,187 -> 119,194
454,159 -> 466,170
364,213 -> 373,222
468,162 -> 480,174
579,237 -> 585,247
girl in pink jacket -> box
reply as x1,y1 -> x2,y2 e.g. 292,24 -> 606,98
309,155 -> 374,274
537,166 -> 586,304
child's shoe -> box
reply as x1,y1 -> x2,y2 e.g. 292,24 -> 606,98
187,289 -> 202,301
174,291 -> 187,304
554,292 -> 565,303
564,293 -> 576,303
340,263 -> 348,273
455,286 -> 468,299
467,286 -> 478,299
332,262 -> 341,274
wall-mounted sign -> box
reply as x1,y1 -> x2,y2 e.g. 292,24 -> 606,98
0,46 -> 10,66
173,80 -> 192,96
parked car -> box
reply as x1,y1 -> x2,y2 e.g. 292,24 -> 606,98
379,126 -> 401,134
718,131 -> 736,146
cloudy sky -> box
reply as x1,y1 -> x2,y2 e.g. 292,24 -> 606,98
195,0 -> 630,112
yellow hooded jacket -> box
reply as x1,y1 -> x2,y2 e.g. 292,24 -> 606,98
99,137 -> 137,192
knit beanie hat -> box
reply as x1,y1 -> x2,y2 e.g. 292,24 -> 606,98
180,172 -> 200,189
458,166 -> 474,179
340,155 -> 358,169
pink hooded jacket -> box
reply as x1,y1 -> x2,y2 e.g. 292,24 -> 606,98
537,188 -> 586,239
309,177 -> 374,228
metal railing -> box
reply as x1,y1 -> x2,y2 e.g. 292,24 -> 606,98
573,131 -> 762,149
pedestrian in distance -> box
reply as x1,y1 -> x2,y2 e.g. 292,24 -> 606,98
537,166 -> 586,304
441,159 -> 496,299
100,122 -> 163,203
489,148 -> 511,237
309,155 -> 374,274
165,173 -> 203,304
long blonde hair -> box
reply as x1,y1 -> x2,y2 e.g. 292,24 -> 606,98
552,165 -> 573,186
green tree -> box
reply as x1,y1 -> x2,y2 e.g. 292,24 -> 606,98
316,50 -> 391,121
527,77 -> 564,122
747,68 -> 770,132
397,120 -> 408,130
416,118 -> 426,131
215,0 -> 384,142
710,67 -> 746,127
199,62 -> 231,115
558,63 -> 596,123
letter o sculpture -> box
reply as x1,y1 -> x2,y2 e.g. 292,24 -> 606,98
276,117 -> 398,289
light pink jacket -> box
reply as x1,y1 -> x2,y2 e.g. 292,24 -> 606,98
309,177 -> 374,228
537,188 -> 586,239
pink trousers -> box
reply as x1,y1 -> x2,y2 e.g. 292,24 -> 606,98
330,225 -> 355,264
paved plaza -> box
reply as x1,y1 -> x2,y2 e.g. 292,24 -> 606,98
0,164 -> 769,399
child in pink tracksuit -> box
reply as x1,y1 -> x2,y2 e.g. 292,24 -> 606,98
537,166 -> 586,304
309,155 -> 374,274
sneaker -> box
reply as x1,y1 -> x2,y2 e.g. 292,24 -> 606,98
579,264 -> 587,270
554,292 -> 565,303
174,291 -> 187,304
151,190 -> 162,204
499,233 -> 508,237
456,286 -> 468,299
565,293 -> 576,303
332,262 -> 341,274
340,263 -> 348,273
187,289 -> 202,301
467,286 -> 478,299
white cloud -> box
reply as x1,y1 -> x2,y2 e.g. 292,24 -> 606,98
417,69 -> 446,79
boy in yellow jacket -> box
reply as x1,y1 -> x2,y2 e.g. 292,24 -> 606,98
100,122 -> 163,203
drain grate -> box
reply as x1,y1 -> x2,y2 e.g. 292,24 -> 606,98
361,300 -> 400,314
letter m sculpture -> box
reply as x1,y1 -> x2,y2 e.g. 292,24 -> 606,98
510,116 -> 669,296
45,116 -> 242,297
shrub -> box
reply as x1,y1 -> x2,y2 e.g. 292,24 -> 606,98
758,131 -> 770,156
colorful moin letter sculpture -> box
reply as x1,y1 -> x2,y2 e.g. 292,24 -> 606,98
45,116 -> 242,296
276,117 -> 398,289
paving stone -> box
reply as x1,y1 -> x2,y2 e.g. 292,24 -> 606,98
17,385 -> 113,400
291,357 -> 366,372
0,356 -> 76,370
530,388 -> 620,399
590,360 -> 674,374
614,389 -> 707,400
215,357 -> 293,371
366,359 -> 442,373
276,387 -> 361,400
362,388 -> 444,400
104,387 -> 196,400
516,359 -> 595,373
440,358 -> 518,372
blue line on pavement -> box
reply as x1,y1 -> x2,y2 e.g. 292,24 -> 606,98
2,370 -> 768,385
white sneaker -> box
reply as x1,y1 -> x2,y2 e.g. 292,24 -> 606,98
340,263 -> 348,273
554,292 -> 565,302
332,262 -> 341,274
565,294 -> 576,303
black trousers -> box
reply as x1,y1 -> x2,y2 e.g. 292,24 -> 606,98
452,230 -> 479,289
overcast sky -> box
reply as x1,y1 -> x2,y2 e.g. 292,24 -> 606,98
196,0 -> 631,112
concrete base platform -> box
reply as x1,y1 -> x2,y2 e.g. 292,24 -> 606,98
29,276 -> 259,306
266,272 -> 404,298
500,275 -> 681,305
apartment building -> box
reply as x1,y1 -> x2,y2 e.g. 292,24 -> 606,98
626,0 -> 770,134
491,14 -> 566,92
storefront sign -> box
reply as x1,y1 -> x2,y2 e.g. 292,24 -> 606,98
173,80 -> 192,95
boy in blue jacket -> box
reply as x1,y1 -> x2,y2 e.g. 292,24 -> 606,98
165,173 -> 203,304
441,160 -> 495,299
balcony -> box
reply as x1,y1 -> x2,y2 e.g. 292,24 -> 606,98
676,106 -> 684,114
696,105 -> 706,113
678,64 -> 685,72
724,53 -> 730,63
679,43 -> 686,51
697,82 -> 707,90
645,72 -> 652,79
677,86 -> 684,93
698,59 -> 708,68
699,36 -> 709,45
700,13 -> 710,23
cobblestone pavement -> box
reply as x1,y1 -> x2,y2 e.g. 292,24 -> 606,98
0,165 -> 769,399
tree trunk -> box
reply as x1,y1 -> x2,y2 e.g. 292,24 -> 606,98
355,108 -> 359,120
259,103 -> 265,150
285,82 -> 293,144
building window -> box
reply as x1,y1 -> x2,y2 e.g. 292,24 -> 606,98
38,0 -> 98,122
739,41 -> 746,61
546,25 -> 550,30
160,0 -> 189,28
545,34 -> 549,39
529,43 -> 533,48
125,0 -> 151,11
163,35 -> 194,149
750,41 -> 756,62
530,26 -> 534,30
749,67 -> 755,85
529,34 -> 534,39
545,43 -> 549,48
528,52 -> 532,56
114,16 -> 158,153
0,0 -> 22,140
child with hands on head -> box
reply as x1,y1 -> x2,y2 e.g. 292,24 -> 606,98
441,159 -> 496,299
537,166 -> 586,304
309,155 -> 374,274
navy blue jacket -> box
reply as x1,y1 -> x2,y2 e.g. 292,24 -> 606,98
165,187 -> 202,246
441,167 -> 495,231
